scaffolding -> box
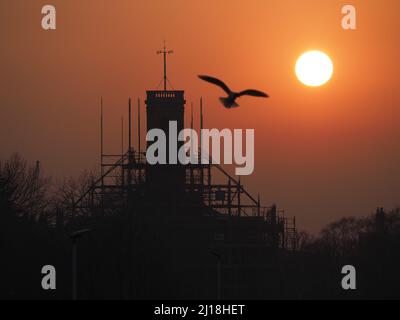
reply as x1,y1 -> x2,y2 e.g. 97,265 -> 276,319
72,124 -> 297,251
71,45 -> 297,251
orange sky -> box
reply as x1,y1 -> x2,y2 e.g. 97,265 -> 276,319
1,0 -> 399,232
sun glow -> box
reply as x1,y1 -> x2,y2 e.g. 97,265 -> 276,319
295,50 -> 334,87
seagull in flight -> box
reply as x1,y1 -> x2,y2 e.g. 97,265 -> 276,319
198,75 -> 269,109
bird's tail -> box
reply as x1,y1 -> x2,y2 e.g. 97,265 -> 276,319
219,97 -> 239,109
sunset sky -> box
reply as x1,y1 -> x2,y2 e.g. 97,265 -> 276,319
1,0 -> 399,232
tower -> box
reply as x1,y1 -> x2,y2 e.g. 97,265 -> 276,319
145,43 -> 186,203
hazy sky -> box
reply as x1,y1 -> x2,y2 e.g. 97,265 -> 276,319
1,0 -> 399,232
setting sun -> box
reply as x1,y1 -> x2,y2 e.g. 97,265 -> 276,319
295,50 -> 334,87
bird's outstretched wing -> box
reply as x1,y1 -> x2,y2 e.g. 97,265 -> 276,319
238,89 -> 269,98
198,75 -> 231,95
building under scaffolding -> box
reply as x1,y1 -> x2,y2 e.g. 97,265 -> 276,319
71,45 -> 297,299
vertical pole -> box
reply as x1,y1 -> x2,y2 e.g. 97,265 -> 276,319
138,98 -> 141,159
257,194 -> 261,217
128,98 -> 132,187
121,117 -> 124,156
164,50 -> 167,91
128,98 -> 134,296
205,95 -> 211,205
190,103 -> 194,186
100,98 -> 104,209
157,42 -> 172,91
208,158 -> 211,206
190,102 -> 194,149
200,98 -> 204,186
121,117 -> 124,187
128,98 -> 132,152
137,98 -> 142,184
72,239 -> 77,300
200,97 -> 203,156
101,97 -> 104,170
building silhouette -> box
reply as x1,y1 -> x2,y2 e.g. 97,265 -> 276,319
70,45 -> 297,299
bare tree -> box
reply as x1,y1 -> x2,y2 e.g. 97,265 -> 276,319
52,170 -> 98,223
297,231 -> 315,251
0,153 -> 50,220
319,217 -> 368,257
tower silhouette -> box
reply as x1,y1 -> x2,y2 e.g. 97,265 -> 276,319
146,43 -> 186,203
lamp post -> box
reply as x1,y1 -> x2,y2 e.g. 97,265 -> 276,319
70,228 -> 92,300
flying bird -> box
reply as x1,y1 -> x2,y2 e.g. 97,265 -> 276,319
198,75 -> 269,108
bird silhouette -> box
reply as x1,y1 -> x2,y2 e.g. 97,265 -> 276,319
198,75 -> 269,108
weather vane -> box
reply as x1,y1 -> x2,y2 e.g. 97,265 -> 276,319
157,41 -> 173,91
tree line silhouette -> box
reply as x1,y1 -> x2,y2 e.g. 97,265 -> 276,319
1,154 -> 399,299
